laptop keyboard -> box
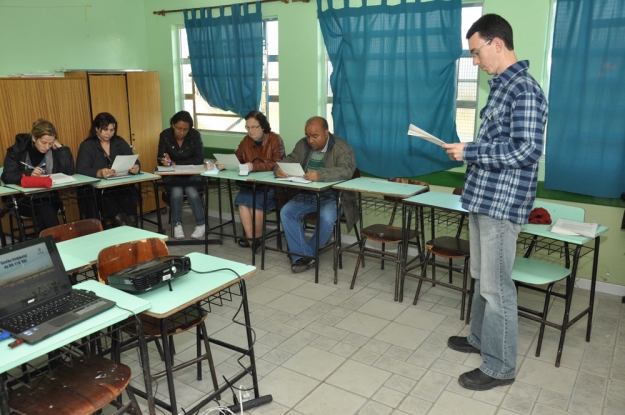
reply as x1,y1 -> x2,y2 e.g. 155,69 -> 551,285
1,291 -> 95,334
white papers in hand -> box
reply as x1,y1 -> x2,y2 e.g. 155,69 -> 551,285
111,154 -> 139,176
407,124 -> 446,147
214,153 -> 244,171
277,162 -> 306,177
49,173 -> 76,184
550,218 -> 598,238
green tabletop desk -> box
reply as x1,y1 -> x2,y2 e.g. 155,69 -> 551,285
255,175 -> 345,282
332,178 -> 428,298
0,280 -> 156,415
131,252 -> 262,415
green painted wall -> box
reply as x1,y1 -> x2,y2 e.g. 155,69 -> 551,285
144,0 -> 323,153
0,0 -> 148,75
1,0 -> 623,287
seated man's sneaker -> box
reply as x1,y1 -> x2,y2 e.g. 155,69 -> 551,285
191,224 -> 205,239
291,258 -> 315,273
458,368 -> 515,391
448,336 -> 481,354
173,224 -> 185,240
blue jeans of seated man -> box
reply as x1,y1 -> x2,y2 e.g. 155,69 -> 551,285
467,212 -> 520,380
281,194 -> 339,263
169,177 -> 205,226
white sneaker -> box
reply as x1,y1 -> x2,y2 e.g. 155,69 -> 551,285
173,224 -> 185,239
191,224 -> 205,240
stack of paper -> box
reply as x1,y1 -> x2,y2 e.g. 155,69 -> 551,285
407,124 -> 446,146
49,173 -> 76,184
550,218 -> 598,238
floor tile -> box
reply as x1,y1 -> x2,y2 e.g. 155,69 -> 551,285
427,391 -> 496,415
282,345 -> 346,381
258,367 -> 319,408
516,357 -> 577,395
335,311 -> 391,337
326,359 -> 392,398
295,383 -> 367,415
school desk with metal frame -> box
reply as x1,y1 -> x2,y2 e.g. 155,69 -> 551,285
255,175 -> 345,282
91,171 -> 162,229
0,280 -> 156,415
400,191 -> 471,307
517,202 -> 609,367
332,178 -> 428,298
128,251 -> 269,415
0,186 -> 22,246
205,169 -> 275,265
5,174 -> 100,237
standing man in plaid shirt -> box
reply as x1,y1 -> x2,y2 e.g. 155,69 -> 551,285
442,14 -> 548,391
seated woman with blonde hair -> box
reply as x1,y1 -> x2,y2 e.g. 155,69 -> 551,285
1,119 -> 74,232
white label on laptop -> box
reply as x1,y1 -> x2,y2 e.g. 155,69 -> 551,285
214,153 -> 244,171
110,154 -> 139,177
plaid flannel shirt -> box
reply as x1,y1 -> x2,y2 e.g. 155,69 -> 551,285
461,60 -> 548,224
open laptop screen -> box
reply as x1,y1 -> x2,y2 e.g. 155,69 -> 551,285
0,236 -> 71,318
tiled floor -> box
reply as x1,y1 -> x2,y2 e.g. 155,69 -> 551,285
118,212 -> 625,415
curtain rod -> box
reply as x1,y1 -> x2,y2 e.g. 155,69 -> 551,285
153,0 -> 309,16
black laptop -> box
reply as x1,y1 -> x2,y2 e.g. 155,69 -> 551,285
0,236 -> 116,344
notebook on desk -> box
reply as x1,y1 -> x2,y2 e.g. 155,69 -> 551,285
0,236 -> 115,344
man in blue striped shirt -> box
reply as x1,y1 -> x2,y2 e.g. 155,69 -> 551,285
443,14 -> 548,391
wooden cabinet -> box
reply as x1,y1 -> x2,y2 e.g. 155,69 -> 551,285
0,71 -> 163,228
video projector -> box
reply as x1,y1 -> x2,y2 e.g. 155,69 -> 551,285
107,255 -> 191,293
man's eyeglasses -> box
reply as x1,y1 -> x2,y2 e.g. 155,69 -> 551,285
471,39 -> 492,58
245,125 -> 261,131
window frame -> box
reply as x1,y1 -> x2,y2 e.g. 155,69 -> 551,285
177,18 -> 279,135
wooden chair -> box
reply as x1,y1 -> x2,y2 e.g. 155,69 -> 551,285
9,354 -> 142,415
350,178 -> 425,302
40,218 -> 103,284
413,187 -> 473,323
380,178 -> 430,269
97,238 -> 220,397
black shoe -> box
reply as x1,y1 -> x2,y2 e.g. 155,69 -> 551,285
458,368 -> 515,391
291,258 -> 315,273
448,336 -> 481,354
238,239 -> 250,248
251,240 -> 261,255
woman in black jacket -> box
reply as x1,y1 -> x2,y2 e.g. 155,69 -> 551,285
1,119 -> 75,232
157,111 -> 206,239
76,112 -> 140,227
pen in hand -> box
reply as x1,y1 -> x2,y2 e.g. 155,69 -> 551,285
20,161 -> 37,169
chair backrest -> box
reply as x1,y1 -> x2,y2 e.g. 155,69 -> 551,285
97,238 -> 169,285
388,177 -> 430,193
452,187 -> 463,195
531,200 -> 585,223
352,168 -> 361,179
39,218 -> 103,243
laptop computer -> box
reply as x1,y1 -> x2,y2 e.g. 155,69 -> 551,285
0,236 -> 116,344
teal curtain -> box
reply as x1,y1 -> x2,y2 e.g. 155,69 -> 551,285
318,0 -> 463,178
184,4 -> 263,117
545,0 -> 625,198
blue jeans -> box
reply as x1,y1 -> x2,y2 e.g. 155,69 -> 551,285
281,194 -> 338,263
467,212 -> 520,380
169,176 -> 205,226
